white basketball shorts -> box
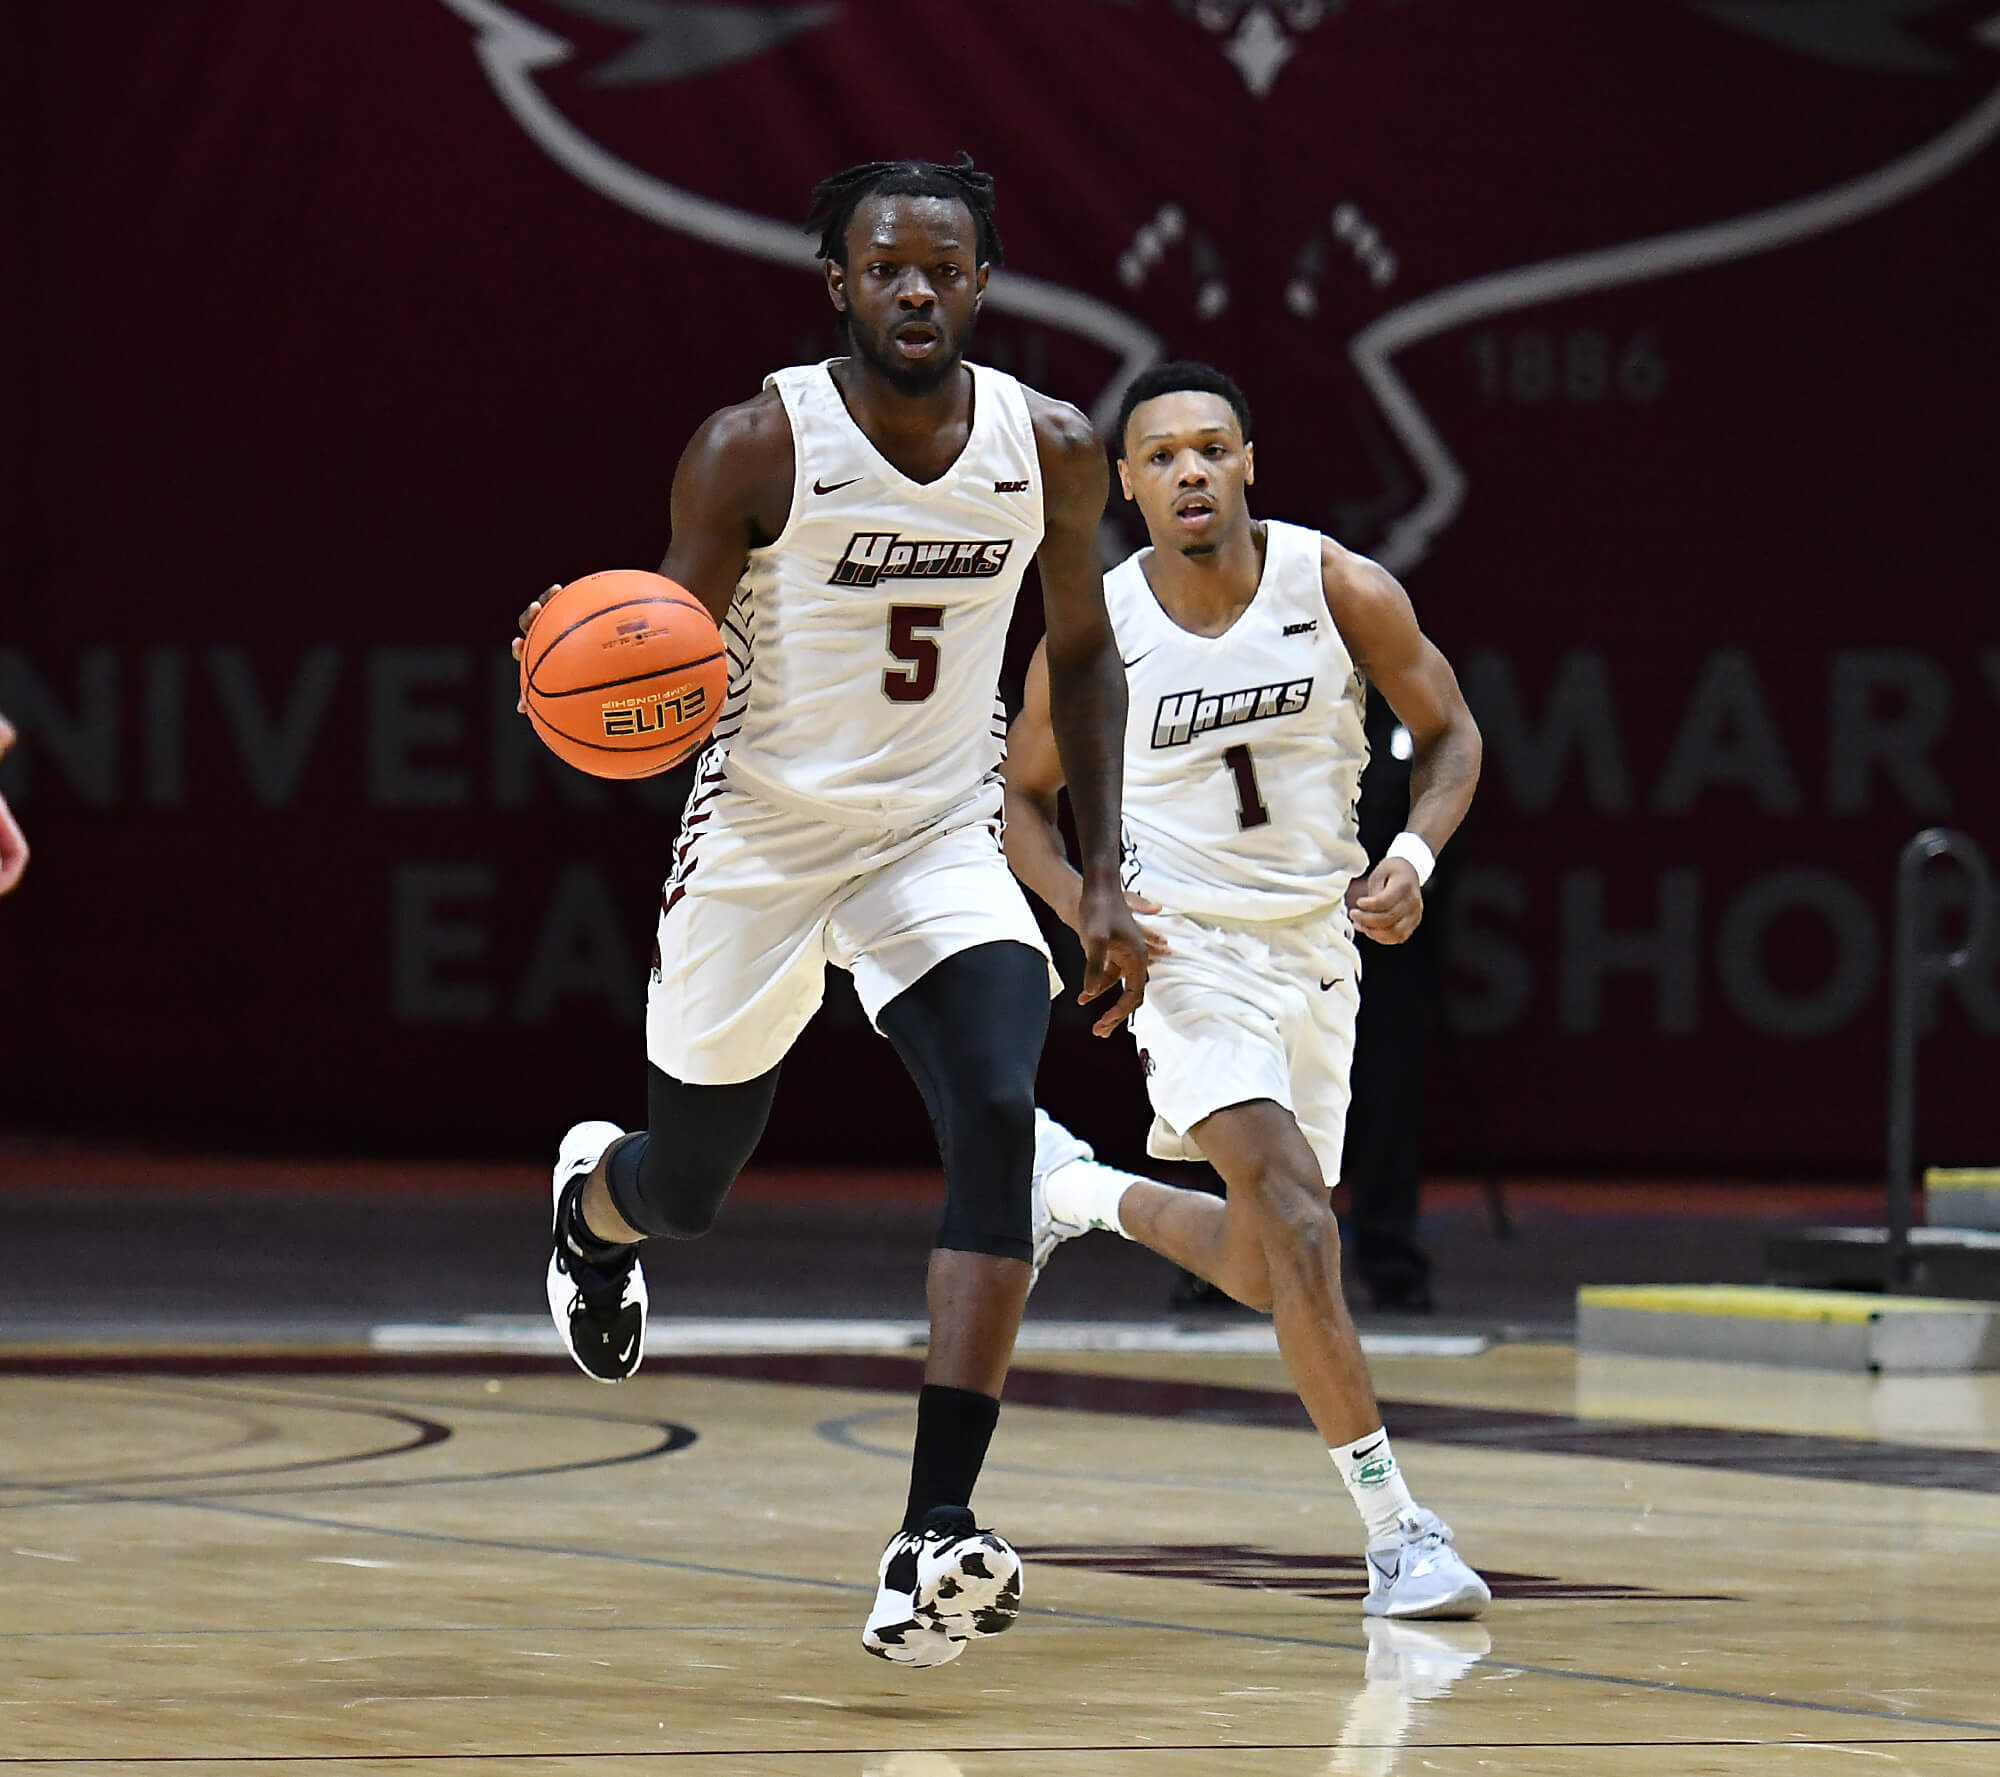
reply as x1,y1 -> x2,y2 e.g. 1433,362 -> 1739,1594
1125,905 -> 1362,1189
647,753 -> 1056,1085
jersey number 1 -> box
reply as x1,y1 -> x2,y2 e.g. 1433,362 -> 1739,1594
883,604 -> 944,703
1224,743 -> 1270,830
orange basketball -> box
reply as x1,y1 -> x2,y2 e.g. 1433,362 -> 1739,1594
519,570 -> 727,779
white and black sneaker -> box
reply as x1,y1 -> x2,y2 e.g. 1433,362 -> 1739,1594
1361,1509 -> 1491,1620
545,1120 -> 648,1384
862,1506 -> 1023,1666
862,1528 -> 965,1669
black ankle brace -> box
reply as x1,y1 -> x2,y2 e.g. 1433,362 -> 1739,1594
558,1177 -> 636,1267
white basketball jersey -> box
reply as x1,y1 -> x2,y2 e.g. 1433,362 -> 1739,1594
709,360 -> 1045,827
1107,520 -> 1370,922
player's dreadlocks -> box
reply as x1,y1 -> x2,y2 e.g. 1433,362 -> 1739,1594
1114,360 -> 1255,456
805,154 -> 1005,268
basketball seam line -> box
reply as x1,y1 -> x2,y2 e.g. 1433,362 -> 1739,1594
525,594 -> 708,689
529,649 -> 725,699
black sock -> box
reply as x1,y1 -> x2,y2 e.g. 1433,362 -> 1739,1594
902,1383 -> 1001,1533
558,1177 -> 636,1267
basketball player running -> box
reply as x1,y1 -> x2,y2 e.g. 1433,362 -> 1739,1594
1004,361 -> 1489,1619
511,159 -> 1148,1667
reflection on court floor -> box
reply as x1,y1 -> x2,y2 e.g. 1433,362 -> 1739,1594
3,1345 -> 1997,1774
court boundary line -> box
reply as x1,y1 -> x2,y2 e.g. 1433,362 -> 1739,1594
27,1483 -> 1993,1737
10,1377 -> 2000,1739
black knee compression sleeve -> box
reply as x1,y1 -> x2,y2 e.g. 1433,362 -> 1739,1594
877,941 -> 1050,1263
603,1062 -> 780,1239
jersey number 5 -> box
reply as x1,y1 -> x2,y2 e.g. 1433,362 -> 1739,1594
1224,743 -> 1270,830
883,604 -> 945,703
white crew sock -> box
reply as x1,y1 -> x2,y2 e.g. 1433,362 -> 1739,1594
1330,1428 -> 1419,1541
1043,1156 -> 1139,1238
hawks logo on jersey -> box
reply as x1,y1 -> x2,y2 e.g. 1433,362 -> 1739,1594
1153,679 -> 1313,748
829,532 -> 1014,589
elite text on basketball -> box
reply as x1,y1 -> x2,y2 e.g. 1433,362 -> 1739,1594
602,683 -> 709,737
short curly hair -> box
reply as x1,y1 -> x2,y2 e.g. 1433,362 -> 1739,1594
804,154 -> 1004,268
1114,360 -> 1253,457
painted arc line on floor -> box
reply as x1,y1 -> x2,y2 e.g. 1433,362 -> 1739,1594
366,1318 -> 1488,1359
29,1346 -> 1994,1493
811,1403 -> 2000,1547
130,1375 -> 2000,1542
746,1353 -> 2000,1495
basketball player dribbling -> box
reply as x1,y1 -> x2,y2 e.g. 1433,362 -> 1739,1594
1004,361 -> 1491,1619
508,158 -> 1148,1668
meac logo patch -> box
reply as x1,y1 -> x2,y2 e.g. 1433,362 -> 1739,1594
830,532 -> 1014,589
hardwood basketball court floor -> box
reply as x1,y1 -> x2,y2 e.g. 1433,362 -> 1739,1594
3,1341 -> 1996,1774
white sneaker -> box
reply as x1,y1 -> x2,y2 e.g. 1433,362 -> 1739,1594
862,1525 -> 966,1668
544,1120 -> 648,1384
1030,1110 -> 1108,1285
862,1506 -> 1023,1666
1361,1509 -> 1490,1620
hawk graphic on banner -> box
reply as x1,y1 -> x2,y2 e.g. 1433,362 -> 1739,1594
437,0 -> 2000,569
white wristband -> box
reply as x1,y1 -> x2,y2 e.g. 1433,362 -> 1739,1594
1384,831 -> 1436,888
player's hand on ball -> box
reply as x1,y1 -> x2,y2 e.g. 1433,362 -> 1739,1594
1079,877 -> 1150,1036
510,585 -> 561,712
1125,890 -> 1172,965
0,791 -> 26,897
1346,858 -> 1423,944
0,715 -> 24,896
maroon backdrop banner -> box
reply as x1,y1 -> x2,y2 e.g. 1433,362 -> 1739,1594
3,0 -> 1996,1174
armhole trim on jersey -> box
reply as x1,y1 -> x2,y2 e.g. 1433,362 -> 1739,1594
755,367 -> 811,560
1020,379 -> 1049,543
1295,523 -> 1363,688
1101,550 -> 1155,659
984,366 -> 1048,542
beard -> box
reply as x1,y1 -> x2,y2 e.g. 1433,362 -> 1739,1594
849,315 -> 970,395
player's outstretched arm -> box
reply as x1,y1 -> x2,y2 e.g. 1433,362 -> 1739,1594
1029,394 -> 1149,1035
1322,539 -> 1483,945
510,393 -> 794,701
0,713 -> 27,896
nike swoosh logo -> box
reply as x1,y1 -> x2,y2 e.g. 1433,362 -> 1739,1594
1349,1436 -> 1385,1460
616,1335 -> 638,1365
813,475 -> 863,495
1121,648 -> 1157,669
1320,976 -> 1344,991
